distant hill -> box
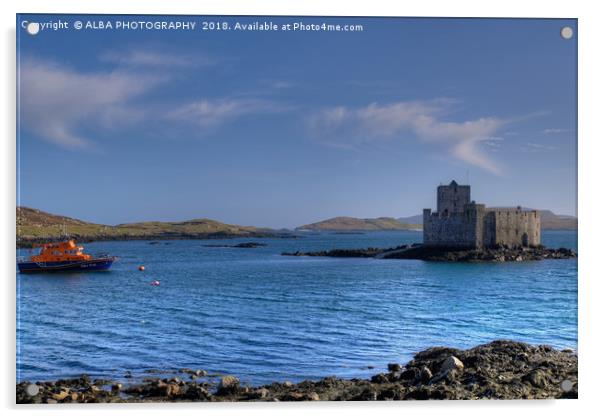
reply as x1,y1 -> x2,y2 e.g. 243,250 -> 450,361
539,210 -> 578,230
296,216 -> 420,232
397,214 -> 423,225
16,207 -> 280,247
397,209 -> 577,231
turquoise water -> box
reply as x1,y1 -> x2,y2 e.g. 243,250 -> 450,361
16,230 -> 577,385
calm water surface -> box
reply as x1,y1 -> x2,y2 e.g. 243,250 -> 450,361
16,230 -> 577,385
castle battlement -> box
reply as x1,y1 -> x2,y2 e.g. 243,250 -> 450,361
423,181 -> 540,249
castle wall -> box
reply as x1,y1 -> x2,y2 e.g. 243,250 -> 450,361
471,204 -> 487,249
482,211 -> 497,248
423,206 -> 481,249
423,207 -> 540,249
422,181 -> 541,250
491,210 -> 540,248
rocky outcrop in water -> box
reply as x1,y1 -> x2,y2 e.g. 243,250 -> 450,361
203,242 -> 267,248
282,244 -> 576,262
282,247 -> 386,258
16,340 -> 577,403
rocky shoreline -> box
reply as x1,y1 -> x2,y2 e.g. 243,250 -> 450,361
16,340 -> 577,403
282,244 -> 577,262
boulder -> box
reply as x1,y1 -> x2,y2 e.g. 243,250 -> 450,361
377,386 -> 404,400
522,369 -> 548,388
352,387 -> 378,401
371,373 -> 389,384
184,384 -> 210,400
399,367 -> 419,381
387,363 -> 402,372
306,391 -> 320,401
284,391 -> 305,401
51,390 -> 69,401
144,380 -> 180,398
253,388 -> 269,399
166,383 -> 180,397
428,356 -> 464,384
419,366 -> 433,383
440,356 -> 464,374
217,375 -> 240,396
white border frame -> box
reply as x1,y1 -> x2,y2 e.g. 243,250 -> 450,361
3,1 -> 599,418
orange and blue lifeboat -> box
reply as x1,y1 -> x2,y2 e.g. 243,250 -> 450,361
17,240 -> 116,273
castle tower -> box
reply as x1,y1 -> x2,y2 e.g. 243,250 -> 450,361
437,180 -> 470,216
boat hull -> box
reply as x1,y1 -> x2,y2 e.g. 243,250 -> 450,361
17,257 -> 115,273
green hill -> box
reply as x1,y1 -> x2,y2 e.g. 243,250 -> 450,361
16,207 -> 278,247
296,216 -> 420,232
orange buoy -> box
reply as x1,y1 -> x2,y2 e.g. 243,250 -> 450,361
138,265 -> 145,271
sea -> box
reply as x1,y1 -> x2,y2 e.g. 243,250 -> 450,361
16,230 -> 577,386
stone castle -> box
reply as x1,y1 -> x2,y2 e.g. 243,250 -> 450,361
423,181 -> 540,249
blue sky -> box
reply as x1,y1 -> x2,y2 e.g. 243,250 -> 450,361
17,15 -> 577,228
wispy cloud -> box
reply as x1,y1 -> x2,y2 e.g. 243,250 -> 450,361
543,128 -> 573,135
19,51 -> 277,149
267,80 -> 294,89
19,57 -> 163,149
308,100 -> 506,175
522,142 -> 557,152
100,49 -> 216,69
484,136 -> 503,152
167,98 -> 286,127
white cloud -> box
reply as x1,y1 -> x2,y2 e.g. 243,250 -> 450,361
523,142 -> 557,152
309,100 -> 505,175
543,128 -> 572,135
100,49 -> 216,69
484,137 -> 503,149
19,54 -> 288,149
167,98 -> 284,127
268,80 -> 294,89
19,57 -> 162,149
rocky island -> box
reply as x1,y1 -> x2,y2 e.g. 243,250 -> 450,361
16,340 -> 577,403
203,242 -> 268,248
282,243 -> 577,262
283,181 -> 576,263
